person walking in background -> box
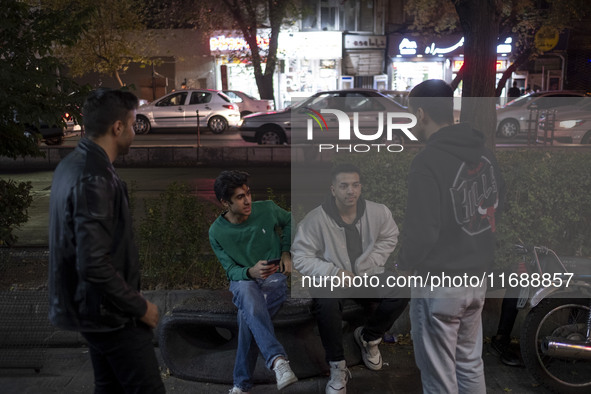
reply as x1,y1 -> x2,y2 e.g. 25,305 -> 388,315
508,81 -> 521,98
209,170 -> 298,394
48,88 -> 165,394
292,163 -> 408,394
397,79 -> 505,393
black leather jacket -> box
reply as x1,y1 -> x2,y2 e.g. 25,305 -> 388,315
48,138 -> 147,332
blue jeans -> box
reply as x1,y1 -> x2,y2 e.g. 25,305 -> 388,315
229,273 -> 288,391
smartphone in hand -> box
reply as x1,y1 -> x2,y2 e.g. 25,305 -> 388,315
265,258 -> 281,266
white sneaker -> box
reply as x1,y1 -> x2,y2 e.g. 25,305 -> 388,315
273,358 -> 298,390
228,387 -> 250,394
326,360 -> 351,394
354,326 -> 383,370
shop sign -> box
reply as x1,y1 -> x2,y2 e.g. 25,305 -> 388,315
390,34 -> 512,57
210,33 -> 270,54
452,60 -> 508,72
278,31 -> 342,59
344,35 -> 387,50
535,26 -> 560,52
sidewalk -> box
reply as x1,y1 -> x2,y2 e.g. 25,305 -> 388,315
0,342 -> 548,394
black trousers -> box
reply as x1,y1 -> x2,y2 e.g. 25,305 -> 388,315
312,296 -> 409,362
81,322 -> 165,394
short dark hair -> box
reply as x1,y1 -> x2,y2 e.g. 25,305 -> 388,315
408,79 -> 454,125
82,88 -> 139,138
214,170 -> 250,202
331,163 -> 362,184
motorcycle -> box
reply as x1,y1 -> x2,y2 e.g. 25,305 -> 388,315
515,244 -> 591,393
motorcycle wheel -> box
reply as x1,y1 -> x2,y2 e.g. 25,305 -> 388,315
520,298 -> 591,393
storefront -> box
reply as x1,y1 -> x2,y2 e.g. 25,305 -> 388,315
209,31 -> 270,100
342,34 -> 388,90
210,30 -> 343,109
387,33 -> 513,98
276,31 -> 343,108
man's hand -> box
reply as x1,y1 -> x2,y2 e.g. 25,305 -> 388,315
338,269 -> 356,288
140,300 -> 160,328
248,260 -> 279,279
279,251 -> 292,275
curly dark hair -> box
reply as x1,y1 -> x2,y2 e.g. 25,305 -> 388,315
213,170 -> 250,203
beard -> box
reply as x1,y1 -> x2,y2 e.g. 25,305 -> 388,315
117,128 -> 134,156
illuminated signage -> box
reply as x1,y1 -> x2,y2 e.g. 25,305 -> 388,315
399,38 -> 417,55
452,60 -> 507,71
210,35 -> 270,53
396,36 -> 512,57
497,37 -> 512,54
425,37 -> 464,55
278,32 -> 342,59
344,35 -> 387,50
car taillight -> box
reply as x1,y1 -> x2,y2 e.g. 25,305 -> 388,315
64,112 -> 71,120
223,104 -> 236,110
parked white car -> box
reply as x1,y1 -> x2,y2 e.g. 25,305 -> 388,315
496,90 -> 586,138
222,90 -> 274,117
537,98 -> 591,144
134,89 -> 240,134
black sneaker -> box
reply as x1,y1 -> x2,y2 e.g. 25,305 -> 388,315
490,336 -> 523,367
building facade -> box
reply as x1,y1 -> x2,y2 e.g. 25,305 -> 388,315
210,0 -> 388,109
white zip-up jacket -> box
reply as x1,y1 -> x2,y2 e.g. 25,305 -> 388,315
292,200 -> 399,277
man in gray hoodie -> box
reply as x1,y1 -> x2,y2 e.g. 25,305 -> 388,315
292,163 -> 408,394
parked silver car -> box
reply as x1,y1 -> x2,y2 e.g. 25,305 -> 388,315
240,89 -> 408,145
222,90 -> 274,117
537,98 -> 591,144
496,90 -> 586,138
134,89 -> 241,134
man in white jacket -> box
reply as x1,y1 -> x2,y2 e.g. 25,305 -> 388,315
292,163 -> 408,394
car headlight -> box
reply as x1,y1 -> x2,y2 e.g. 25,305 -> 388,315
559,120 -> 585,129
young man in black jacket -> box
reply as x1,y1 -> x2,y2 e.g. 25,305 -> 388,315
48,89 -> 164,393
397,80 -> 505,393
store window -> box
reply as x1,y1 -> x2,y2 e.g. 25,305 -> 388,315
321,0 -> 338,30
302,0 -> 318,30
359,0 -> 374,32
302,0 -> 375,32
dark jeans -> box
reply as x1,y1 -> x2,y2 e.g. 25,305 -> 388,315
313,297 -> 409,362
81,322 -> 165,394
496,285 -> 521,339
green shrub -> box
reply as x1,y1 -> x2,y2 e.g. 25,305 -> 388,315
0,179 -> 34,246
136,182 -> 226,289
495,150 -> 591,264
332,149 -> 591,268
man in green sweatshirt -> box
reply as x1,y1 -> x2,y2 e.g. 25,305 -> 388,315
209,170 -> 298,394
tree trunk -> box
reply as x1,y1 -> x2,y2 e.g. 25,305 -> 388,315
224,0 -> 285,103
454,0 -> 500,150
255,73 -> 274,100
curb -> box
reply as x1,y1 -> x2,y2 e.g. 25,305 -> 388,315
0,146 -> 292,170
